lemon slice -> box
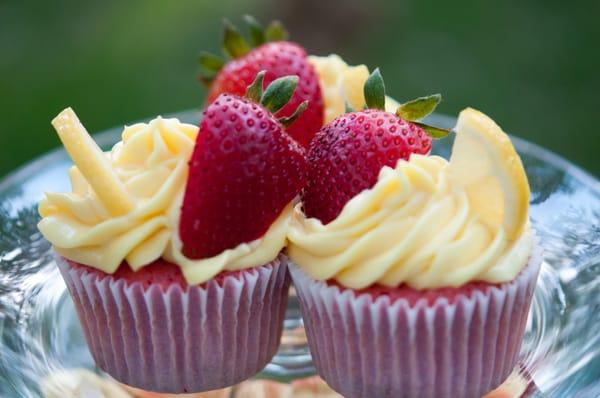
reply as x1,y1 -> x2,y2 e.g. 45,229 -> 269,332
448,108 -> 530,240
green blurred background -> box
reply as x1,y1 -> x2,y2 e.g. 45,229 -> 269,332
1,0 -> 598,178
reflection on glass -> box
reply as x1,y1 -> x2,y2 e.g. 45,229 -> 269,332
40,367 -> 535,398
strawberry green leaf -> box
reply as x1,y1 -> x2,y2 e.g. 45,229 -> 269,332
198,52 -> 225,73
396,94 -> 441,121
260,75 -> 298,114
279,100 -> 308,127
364,68 -> 386,111
345,101 -> 356,113
198,74 -> 215,87
245,70 -> 266,102
244,15 -> 266,47
222,19 -> 251,58
265,20 -> 288,42
414,122 -> 451,139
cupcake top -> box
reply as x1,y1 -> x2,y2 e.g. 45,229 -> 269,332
39,16 -> 381,285
39,74 -> 311,285
288,70 -> 532,290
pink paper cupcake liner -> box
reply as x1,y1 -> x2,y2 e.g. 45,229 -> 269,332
57,254 -> 291,394
290,246 -> 542,398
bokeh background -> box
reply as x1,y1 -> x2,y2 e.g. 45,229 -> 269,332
1,0 -> 599,178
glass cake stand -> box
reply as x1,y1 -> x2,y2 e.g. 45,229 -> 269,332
0,110 -> 598,398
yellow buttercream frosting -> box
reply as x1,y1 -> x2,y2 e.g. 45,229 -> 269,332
38,110 -> 290,285
287,154 -> 533,290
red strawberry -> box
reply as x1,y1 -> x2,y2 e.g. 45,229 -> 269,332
199,17 -> 323,148
180,72 -> 308,259
303,69 -> 450,224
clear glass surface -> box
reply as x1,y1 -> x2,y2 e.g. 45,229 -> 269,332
0,111 -> 598,397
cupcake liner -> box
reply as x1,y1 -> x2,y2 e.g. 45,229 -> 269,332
290,246 -> 542,398
57,254 -> 291,394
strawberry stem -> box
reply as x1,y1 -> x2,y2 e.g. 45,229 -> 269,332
413,122 -> 451,139
199,52 -> 226,73
279,100 -> 308,127
394,93 -> 449,139
222,19 -> 251,58
198,74 -> 215,87
198,17 -> 291,88
396,94 -> 441,121
244,15 -> 266,46
364,68 -> 386,111
345,101 -> 356,113
245,70 -> 266,102
265,20 -> 288,41
260,75 -> 298,114
198,52 -> 225,87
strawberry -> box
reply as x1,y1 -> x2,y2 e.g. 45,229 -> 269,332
180,72 -> 308,259
302,69 -> 450,224
198,16 -> 323,148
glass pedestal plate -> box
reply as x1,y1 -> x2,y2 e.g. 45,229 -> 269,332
0,111 -> 598,397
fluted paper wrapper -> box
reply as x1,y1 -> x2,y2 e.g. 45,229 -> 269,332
57,255 -> 290,394
290,246 -> 542,398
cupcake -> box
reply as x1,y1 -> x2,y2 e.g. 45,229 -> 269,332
38,74 -> 309,393
287,70 -> 541,398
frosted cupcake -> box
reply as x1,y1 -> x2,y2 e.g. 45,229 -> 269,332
38,75 -> 308,393
287,70 -> 541,398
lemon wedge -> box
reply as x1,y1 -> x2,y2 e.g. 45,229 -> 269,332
448,108 -> 530,240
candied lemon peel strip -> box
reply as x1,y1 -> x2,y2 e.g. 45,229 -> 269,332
51,108 -> 134,216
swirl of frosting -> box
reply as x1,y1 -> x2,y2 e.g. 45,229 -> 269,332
287,154 -> 533,290
38,116 -> 290,284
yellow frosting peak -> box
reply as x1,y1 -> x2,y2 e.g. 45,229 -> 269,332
39,110 -> 289,284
